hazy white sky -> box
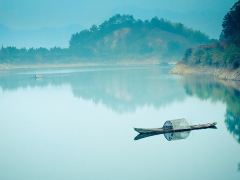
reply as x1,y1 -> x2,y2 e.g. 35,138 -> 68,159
0,0 -> 237,38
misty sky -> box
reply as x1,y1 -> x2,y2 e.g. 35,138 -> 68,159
0,0 -> 237,38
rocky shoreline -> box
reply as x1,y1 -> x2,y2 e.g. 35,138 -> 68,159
171,63 -> 240,81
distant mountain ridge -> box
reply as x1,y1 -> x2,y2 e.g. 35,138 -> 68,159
0,14 -> 210,63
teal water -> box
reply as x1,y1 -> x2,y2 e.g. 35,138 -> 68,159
0,65 -> 239,180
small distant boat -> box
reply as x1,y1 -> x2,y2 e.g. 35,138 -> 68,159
134,118 -> 217,141
35,74 -> 43,79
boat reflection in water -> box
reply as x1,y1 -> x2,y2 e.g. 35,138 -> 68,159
134,118 -> 217,141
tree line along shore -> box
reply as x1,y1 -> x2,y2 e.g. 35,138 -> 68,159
172,0 -> 240,81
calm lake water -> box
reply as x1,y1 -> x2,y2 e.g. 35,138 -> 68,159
0,65 -> 239,180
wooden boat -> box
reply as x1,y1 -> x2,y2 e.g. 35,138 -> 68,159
134,122 -> 217,134
134,119 -> 217,141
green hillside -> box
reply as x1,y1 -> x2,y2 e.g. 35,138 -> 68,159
69,14 -> 209,60
180,0 -> 240,69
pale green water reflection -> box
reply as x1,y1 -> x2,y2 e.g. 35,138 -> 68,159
0,65 -> 239,180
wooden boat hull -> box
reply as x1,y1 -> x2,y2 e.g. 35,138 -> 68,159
134,122 -> 217,134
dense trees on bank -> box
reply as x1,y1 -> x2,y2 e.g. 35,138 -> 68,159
0,14 -> 210,64
221,1 -> 240,46
0,46 -> 69,63
181,0 -> 240,69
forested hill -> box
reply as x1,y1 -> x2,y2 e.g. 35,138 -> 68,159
69,15 -> 209,60
180,0 -> 240,69
0,15 -> 210,64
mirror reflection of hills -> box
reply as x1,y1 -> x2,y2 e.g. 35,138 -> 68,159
0,65 -> 185,112
1,65 -> 239,143
182,76 -> 240,143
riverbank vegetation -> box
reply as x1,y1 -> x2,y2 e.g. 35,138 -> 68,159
179,0 -> 240,70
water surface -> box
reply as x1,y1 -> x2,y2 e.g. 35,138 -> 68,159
0,65 -> 239,180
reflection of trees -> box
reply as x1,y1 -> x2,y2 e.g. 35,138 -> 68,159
69,67 -> 186,112
0,66 -> 185,112
225,111 -> 240,143
182,76 -> 240,143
